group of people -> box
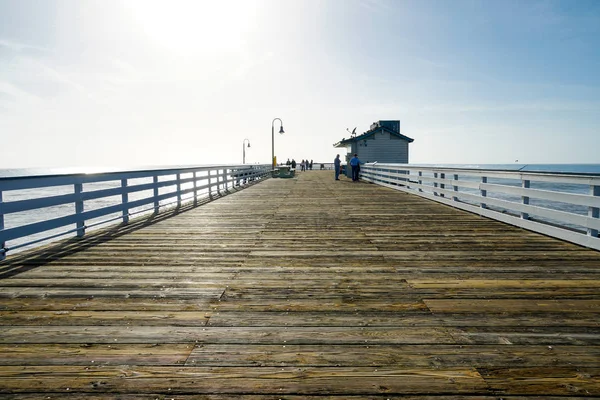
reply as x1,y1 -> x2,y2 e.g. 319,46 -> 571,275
334,153 -> 362,182
285,159 -> 313,171
284,154 -> 363,182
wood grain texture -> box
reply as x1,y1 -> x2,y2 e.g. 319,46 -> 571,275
1,170 -> 599,397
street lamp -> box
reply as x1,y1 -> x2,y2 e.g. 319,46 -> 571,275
242,138 -> 251,164
271,118 -> 284,168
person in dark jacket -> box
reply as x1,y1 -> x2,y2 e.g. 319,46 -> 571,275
349,153 -> 362,182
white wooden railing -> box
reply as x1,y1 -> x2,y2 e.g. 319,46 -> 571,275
360,163 -> 600,251
0,164 -> 271,259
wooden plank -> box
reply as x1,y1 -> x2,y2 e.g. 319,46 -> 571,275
425,299 -> 600,313
210,298 -> 429,312
411,279 -> 600,289
0,326 -> 454,344
0,396 -> 592,400
204,311 -> 599,328
1,278 -> 230,288
479,367 -> 600,396
0,297 -> 214,311
206,311 -> 437,327
447,327 -> 600,345
0,311 -> 211,326
0,366 -> 488,394
186,344 -> 600,368
0,344 -> 193,365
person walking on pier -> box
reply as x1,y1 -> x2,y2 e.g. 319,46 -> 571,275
350,153 -> 362,182
334,154 -> 341,180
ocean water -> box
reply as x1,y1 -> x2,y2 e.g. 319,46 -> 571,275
1,164 -> 599,254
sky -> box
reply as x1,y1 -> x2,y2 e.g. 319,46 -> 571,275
0,0 -> 599,169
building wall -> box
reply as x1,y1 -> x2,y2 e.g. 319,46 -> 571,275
354,130 -> 409,163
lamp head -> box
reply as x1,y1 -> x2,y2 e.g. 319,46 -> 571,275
247,142 -> 251,148
279,126 -> 285,134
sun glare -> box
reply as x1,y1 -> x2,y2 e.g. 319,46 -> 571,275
126,0 -> 259,55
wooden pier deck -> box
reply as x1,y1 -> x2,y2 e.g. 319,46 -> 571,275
1,170 -> 600,398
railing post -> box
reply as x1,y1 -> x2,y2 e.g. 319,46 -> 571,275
440,173 -> 445,197
208,170 -> 213,199
224,169 -> 228,191
193,171 -> 198,206
217,170 -> 221,195
589,185 -> 599,237
121,179 -> 129,224
153,175 -> 159,213
433,172 -> 439,196
74,183 -> 85,237
0,190 -> 5,261
418,171 -> 423,192
452,174 -> 459,202
480,176 -> 487,209
521,179 -> 530,220
176,173 -> 182,207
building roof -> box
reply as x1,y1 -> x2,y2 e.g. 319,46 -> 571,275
333,125 -> 414,148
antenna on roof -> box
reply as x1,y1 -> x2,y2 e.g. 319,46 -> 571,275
351,127 -> 356,137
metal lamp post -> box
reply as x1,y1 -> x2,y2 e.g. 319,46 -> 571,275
271,118 -> 284,168
242,138 -> 251,164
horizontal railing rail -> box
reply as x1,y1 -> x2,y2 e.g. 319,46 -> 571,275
0,164 -> 271,259
360,163 -> 600,251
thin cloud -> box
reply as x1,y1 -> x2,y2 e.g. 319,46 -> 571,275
0,80 -> 43,113
0,38 -> 50,53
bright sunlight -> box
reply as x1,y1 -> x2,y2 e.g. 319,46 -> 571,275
125,0 -> 261,55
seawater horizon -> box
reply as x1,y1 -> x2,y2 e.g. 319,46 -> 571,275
406,163 -> 600,175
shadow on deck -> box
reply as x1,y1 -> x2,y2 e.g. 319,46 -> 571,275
1,170 -> 600,397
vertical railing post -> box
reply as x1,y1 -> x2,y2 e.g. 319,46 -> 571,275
217,169 -> 221,195
452,174 -> 459,202
418,171 -> 423,192
433,172 -> 439,196
440,173 -> 445,197
74,183 -> 85,237
208,170 -> 213,199
176,173 -> 182,207
193,171 -> 198,206
121,179 -> 129,224
589,185 -> 599,237
153,175 -> 159,213
480,176 -> 487,209
224,169 -> 228,191
0,190 -> 5,261
521,179 -> 530,220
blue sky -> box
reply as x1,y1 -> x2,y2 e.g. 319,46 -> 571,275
0,0 -> 599,168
